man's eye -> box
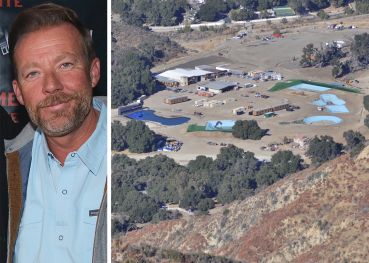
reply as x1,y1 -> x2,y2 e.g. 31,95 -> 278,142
26,71 -> 39,79
60,62 -> 73,69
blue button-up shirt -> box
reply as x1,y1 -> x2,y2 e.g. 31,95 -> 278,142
14,99 -> 106,263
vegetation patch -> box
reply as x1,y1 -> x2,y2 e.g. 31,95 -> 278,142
187,124 -> 207,132
111,120 -> 165,153
269,79 -> 360,93
187,124 -> 233,133
279,119 -> 304,125
232,120 -> 268,140
117,245 -> 242,263
112,145 -> 304,227
274,6 -> 296,17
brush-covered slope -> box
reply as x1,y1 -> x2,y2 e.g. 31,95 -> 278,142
112,149 -> 369,262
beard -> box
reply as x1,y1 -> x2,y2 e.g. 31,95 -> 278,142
26,88 -> 92,137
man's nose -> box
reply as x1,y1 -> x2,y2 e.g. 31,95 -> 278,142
42,72 -> 63,94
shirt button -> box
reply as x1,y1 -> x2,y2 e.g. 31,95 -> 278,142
71,153 -> 76,157
62,189 -> 68,195
58,235 -> 63,241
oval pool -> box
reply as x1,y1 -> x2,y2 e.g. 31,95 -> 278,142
304,116 -> 342,125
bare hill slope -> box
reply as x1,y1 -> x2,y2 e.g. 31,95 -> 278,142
113,148 -> 369,262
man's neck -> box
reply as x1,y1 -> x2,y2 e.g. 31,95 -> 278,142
45,108 -> 100,166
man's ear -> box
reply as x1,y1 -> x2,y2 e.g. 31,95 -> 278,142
90,58 -> 100,88
12,80 -> 25,105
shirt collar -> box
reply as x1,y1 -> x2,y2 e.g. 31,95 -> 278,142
77,98 -> 106,175
39,98 -> 106,176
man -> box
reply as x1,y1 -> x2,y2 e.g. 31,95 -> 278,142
0,106 -> 26,262
5,3 -> 106,263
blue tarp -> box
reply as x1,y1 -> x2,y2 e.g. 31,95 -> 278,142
126,110 -> 190,126
312,94 -> 349,113
304,116 -> 342,124
205,120 -> 235,131
290,83 -> 331,92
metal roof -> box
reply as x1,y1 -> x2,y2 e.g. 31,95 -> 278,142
155,75 -> 178,83
195,65 -> 227,73
157,68 -> 212,82
204,81 -> 238,90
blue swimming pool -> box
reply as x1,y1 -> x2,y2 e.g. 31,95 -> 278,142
126,110 -> 190,126
312,94 -> 349,113
205,120 -> 235,131
290,83 -> 331,92
326,105 -> 349,113
320,94 -> 345,105
304,116 -> 342,125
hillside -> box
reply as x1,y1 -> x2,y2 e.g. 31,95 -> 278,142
112,147 -> 369,262
112,15 -> 185,63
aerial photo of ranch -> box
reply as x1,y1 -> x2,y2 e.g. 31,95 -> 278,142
112,14 -> 369,164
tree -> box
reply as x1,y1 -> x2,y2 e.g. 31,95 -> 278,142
215,145 -> 250,170
288,0 -> 306,14
120,191 -> 160,223
343,130 -> 366,156
239,0 -> 258,10
300,43 -> 321,67
281,18 -> 288,24
230,8 -> 256,21
232,120 -> 267,140
356,0 -> 369,14
365,115 -> 369,129
114,120 -> 163,153
217,178 -> 254,204
112,50 -> 156,107
256,163 -> 279,186
197,198 -> 215,212
331,61 -> 349,78
364,96 -> 369,112
317,10 -> 329,20
151,209 -> 181,223
113,0 -> 187,26
197,0 -> 228,21
270,150 -> 303,177
147,176 -> 180,204
258,0 -> 271,11
306,136 -> 343,165
309,0 -> 330,10
256,151 -> 303,187
111,121 -> 128,151
179,188 -> 203,209
331,0 -> 348,7
187,155 -> 214,174
159,0 -> 187,26
351,33 -> 369,67
111,217 -> 135,236
344,6 -> 354,15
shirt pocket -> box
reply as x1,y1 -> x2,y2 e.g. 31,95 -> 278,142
81,207 -> 98,261
83,207 -> 99,225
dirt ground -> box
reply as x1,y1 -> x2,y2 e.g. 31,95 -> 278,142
113,15 -> 369,164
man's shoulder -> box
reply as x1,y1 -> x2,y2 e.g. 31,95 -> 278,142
5,123 -> 36,154
93,96 -> 107,107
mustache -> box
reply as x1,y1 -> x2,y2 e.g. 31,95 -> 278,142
37,92 -> 78,108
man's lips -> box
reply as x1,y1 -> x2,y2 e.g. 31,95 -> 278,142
38,97 -> 73,109
38,100 -> 72,113
43,101 -> 68,109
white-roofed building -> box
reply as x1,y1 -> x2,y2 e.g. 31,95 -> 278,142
156,68 -> 213,86
199,81 -> 239,94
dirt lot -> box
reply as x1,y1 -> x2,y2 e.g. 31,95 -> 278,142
113,15 -> 369,164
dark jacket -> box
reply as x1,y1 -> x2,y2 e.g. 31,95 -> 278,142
0,106 -> 26,262
5,123 -> 107,263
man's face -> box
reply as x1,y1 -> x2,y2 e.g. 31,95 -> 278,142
12,23 -> 100,137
